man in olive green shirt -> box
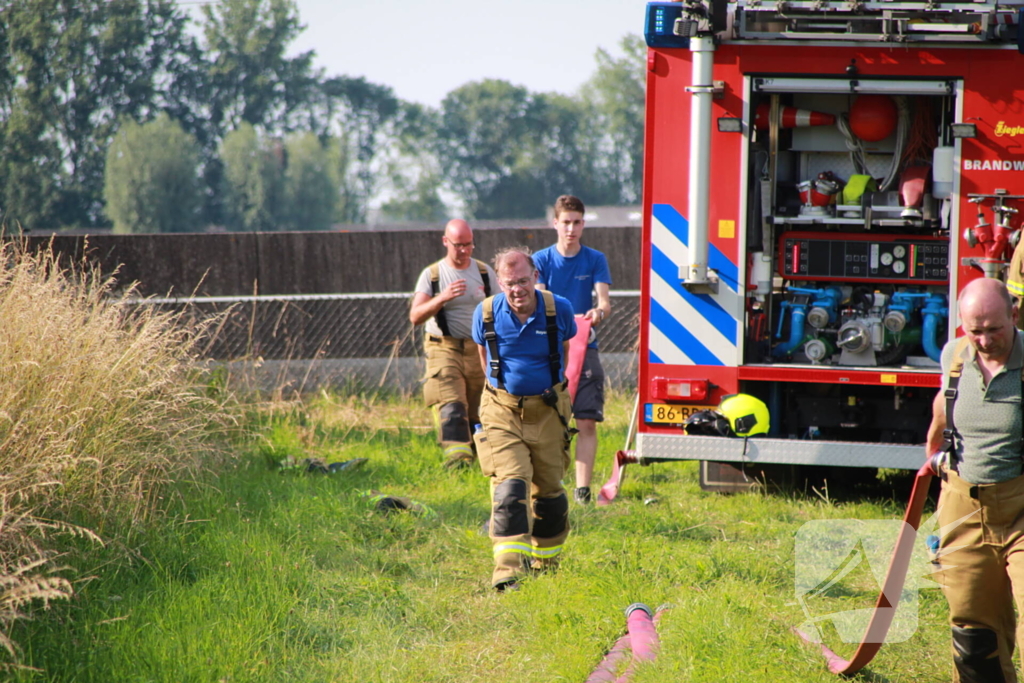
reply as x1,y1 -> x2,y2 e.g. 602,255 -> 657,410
926,277 -> 1024,682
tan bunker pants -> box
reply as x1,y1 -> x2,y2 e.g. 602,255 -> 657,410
938,467 -> 1024,683
474,383 -> 572,587
422,335 -> 484,465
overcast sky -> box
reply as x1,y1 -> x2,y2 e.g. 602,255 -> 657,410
285,0 -> 644,108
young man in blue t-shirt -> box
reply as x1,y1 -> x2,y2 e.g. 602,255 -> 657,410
533,195 -> 612,504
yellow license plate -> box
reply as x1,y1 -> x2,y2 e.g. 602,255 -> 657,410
645,403 -> 716,424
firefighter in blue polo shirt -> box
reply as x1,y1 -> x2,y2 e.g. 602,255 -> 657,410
471,246 -> 577,592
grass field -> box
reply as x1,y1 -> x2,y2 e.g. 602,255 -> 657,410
10,391 -> 955,682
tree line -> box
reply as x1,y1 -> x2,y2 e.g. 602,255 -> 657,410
0,0 -> 645,233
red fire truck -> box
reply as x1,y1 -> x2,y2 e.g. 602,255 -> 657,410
616,0 -> 1024,493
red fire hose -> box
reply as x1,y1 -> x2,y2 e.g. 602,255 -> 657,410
566,316 -> 592,404
585,603 -> 668,683
597,450 -> 638,506
796,455 -> 939,675
599,450 -> 938,675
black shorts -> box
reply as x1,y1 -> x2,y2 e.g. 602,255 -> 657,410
573,347 -> 605,422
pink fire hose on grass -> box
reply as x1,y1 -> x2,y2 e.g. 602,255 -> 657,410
585,603 -> 668,683
795,455 -> 939,675
597,450 -> 638,506
566,315 -> 592,403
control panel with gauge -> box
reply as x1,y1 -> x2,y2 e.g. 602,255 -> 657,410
778,232 -> 949,284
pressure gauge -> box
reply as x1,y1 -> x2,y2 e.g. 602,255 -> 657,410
893,245 -> 907,258
880,252 -> 894,266
893,260 -> 906,274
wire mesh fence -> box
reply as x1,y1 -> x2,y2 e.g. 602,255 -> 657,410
131,291 -> 640,394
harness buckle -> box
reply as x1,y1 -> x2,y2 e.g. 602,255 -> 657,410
940,429 -> 961,473
541,387 -> 559,408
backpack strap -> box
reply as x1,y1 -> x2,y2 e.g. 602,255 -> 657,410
942,336 -> 972,468
428,261 -> 451,337
474,259 -> 491,297
481,296 -> 503,390
540,289 -> 562,388
539,291 -> 573,434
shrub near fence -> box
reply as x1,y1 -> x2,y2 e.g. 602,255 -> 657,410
134,291 -> 641,395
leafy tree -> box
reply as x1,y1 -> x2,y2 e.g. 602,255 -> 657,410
103,114 -> 201,234
329,77 -> 400,223
374,102 -> 448,223
0,0 -> 644,232
156,15 -> 215,154
579,35 -> 646,204
268,73 -> 402,223
0,0 -> 200,230
220,123 -> 283,232
325,130 -> 352,226
378,173 -> 448,223
435,79 -> 622,219
435,79 -> 549,219
196,0 -> 321,226
282,132 -> 340,231
532,91 -> 621,208
221,125 -> 344,231
199,0 -> 315,134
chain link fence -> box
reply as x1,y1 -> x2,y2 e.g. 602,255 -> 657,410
133,292 -> 640,395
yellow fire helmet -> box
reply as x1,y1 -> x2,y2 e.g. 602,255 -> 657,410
717,393 -> 770,437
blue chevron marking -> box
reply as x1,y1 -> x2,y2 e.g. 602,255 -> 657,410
649,299 -> 724,366
651,245 -> 737,344
652,203 -> 739,292
653,203 -> 689,245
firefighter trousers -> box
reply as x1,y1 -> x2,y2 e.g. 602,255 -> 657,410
422,335 -> 484,463
474,383 -> 572,587
938,466 -> 1024,683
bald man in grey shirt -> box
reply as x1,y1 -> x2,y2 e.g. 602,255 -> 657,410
926,277 -> 1024,682
410,219 -> 496,469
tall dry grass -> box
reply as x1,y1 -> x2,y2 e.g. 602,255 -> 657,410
0,238 -> 230,660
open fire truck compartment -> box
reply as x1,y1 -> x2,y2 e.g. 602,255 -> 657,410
634,0 -> 1024,490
